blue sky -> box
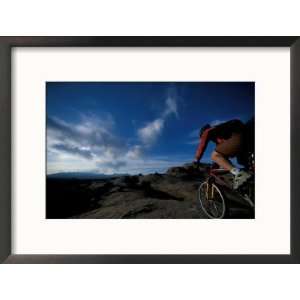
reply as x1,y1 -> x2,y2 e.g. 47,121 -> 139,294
46,82 -> 254,174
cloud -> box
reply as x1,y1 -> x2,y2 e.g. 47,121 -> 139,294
47,114 -> 150,174
189,129 -> 200,138
52,143 -> 93,159
210,119 -> 224,126
137,88 -> 179,147
138,118 -> 164,146
47,115 -> 123,160
47,85 -> 181,175
117,155 -> 190,175
163,96 -> 178,118
186,140 -> 199,146
126,145 -> 143,160
97,160 -> 127,171
47,114 -> 129,174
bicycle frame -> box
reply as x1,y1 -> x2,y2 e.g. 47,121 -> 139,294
206,168 -> 235,193
206,166 -> 255,208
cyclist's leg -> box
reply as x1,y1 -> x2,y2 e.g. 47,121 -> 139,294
213,133 -> 250,189
211,151 -> 233,171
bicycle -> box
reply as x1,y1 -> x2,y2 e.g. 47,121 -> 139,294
198,154 -> 255,219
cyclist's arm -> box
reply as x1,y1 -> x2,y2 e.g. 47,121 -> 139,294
194,128 -> 213,162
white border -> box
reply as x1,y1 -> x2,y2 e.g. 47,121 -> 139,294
12,47 -> 290,254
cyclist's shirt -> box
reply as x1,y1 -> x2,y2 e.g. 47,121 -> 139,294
195,119 -> 245,161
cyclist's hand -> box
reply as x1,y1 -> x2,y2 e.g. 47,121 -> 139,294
193,160 -> 200,168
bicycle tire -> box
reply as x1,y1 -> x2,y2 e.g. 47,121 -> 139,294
198,181 -> 226,219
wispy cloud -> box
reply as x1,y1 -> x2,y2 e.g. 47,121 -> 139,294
96,160 -> 127,170
163,96 -> 178,118
186,139 -> 199,146
47,114 -> 128,173
137,86 -> 179,147
48,114 -> 122,153
52,143 -> 94,159
189,129 -> 200,138
185,128 -> 200,146
125,145 -> 143,160
47,86 -> 183,175
138,118 -> 164,146
210,119 -> 224,126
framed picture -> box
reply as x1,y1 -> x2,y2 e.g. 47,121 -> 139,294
0,36 -> 299,263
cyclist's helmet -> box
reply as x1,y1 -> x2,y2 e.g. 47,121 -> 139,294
199,124 -> 211,137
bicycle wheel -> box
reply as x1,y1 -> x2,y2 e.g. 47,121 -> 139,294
198,181 -> 226,219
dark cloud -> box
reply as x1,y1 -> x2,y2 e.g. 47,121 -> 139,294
47,116 -> 124,160
47,117 -> 79,142
97,160 -> 127,170
53,144 -> 93,159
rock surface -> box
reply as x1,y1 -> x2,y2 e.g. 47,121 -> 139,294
46,163 -> 253,219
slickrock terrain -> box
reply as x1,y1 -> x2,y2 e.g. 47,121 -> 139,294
47,164 -> 253,219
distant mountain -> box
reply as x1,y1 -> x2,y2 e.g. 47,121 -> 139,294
47,172 -> 127,179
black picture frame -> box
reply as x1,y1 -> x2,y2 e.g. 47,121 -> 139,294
0,36 -> 299,264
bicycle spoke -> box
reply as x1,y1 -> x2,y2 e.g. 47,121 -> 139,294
199,182 -> 225,219
211,202 -> 219,217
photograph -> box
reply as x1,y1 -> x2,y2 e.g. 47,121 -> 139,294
46,82 -> 255,219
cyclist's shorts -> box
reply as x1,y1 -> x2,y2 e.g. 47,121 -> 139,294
215,132 -> 243,158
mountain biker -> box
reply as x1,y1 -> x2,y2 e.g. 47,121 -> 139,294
194,119 -> 251,189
